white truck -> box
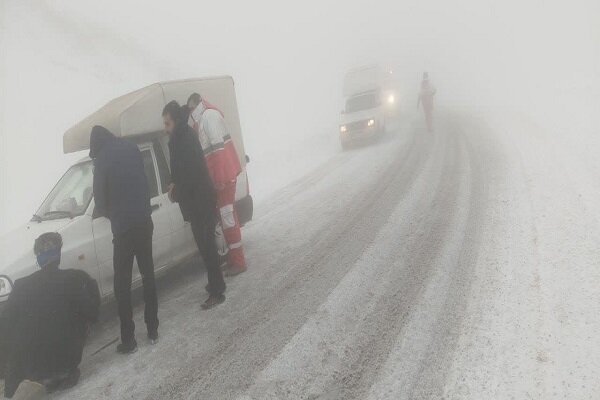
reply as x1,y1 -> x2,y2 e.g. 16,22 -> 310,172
0,77 -> 253,311
339,65 -> 400,149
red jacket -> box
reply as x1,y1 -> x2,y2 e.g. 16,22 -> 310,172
189,101 -> 242,187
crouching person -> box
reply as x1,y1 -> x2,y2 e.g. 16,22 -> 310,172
1,232 -> 100,398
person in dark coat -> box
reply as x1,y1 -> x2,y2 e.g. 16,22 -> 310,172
0,232 -> 100,398
90,125 -> 158,354
162,101 -> 226,309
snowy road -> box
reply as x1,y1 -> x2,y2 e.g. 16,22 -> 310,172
41,112 -> 600,400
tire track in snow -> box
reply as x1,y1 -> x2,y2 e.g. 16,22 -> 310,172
333,123 -> 475,400
365,123 -> 485,400
257,120 -> 411,222
236,121 -> 450,400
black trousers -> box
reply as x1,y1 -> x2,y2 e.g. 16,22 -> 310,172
190,212 -> 226,296
113,218 -> 158,344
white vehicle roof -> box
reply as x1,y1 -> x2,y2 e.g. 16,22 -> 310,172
343,65 -> 390,97
63,76 -> 246,163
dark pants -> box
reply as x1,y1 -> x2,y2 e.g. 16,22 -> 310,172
113,218 -> 158,344
190,212 -> 226,296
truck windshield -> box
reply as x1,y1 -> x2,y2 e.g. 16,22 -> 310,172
34,161 -> 94,221
345,92 -> 381,113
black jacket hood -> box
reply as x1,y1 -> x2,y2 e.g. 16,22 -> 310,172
89,125 -> 116,159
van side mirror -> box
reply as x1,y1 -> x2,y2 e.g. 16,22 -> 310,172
245,154 -> 250,163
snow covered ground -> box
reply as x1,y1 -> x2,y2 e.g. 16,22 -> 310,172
442,111 -> 600,399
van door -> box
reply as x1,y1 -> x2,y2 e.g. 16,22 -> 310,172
92,144 -> 173,297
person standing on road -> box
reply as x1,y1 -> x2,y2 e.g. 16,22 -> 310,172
417,72 -> 436,132
0,232 -> 100,398
90,125 -> 158,354
187,93 -> 246,277
162,101 -> 227,309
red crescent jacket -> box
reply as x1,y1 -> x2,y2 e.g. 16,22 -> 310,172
189,100 -> 242,187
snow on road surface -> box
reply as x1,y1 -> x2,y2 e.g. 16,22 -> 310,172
41,112 -> 600,400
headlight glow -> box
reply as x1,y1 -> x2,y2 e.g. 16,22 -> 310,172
0,276 -> 12,298
388,94 -> 395,104
367,119 -> 375,127
340,125 -> 347,133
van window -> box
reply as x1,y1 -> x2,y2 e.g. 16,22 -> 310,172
141,150 -> 159,198
154,142 -> 171,194
345,91 -> 381,113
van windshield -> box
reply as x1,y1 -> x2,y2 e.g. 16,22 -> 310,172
345,92 -> 381,113
34,161 -> 94,221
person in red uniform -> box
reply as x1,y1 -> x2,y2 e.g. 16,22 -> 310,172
187,93 -> 247,277
417,72 -> 436,132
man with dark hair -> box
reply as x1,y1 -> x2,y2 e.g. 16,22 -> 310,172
0,232 -> 100,398
163,100 -> 226,309
187,93 -> 246,276
90,125 -> 158,354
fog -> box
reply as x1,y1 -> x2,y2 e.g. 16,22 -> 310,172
0,0 -> 598,234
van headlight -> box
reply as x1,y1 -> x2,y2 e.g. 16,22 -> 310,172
367,119 -> 375,127
0,276 -> 12,299
340,125 -> 347,133
388,94 -> 395,104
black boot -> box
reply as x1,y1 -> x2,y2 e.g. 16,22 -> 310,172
201,294 -> 226,310
117,339 -> 138,354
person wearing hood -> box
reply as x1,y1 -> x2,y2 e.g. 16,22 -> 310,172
0,232 -> 100,398
162,101 -> 226,310
417,72 -> 437,132
90,125 -> 158,354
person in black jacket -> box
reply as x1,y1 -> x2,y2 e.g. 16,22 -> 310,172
0,232 -> 100,398
90,125 -> 158,354
162,101 -> 226,309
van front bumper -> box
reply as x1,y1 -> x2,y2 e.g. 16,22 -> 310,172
340,124 -> 380,145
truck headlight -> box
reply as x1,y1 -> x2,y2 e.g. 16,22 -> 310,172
367,119 -> 375,127
340,125 -> 347,133
388,94 -> 395,104
0,276 -> 12,299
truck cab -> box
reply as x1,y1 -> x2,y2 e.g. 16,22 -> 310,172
339,65 -> 400,150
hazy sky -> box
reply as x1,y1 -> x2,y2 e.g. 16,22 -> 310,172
0,0 -> 598,233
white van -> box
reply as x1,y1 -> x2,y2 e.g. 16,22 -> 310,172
0,77 -> 252,311
339,65 -> 400,149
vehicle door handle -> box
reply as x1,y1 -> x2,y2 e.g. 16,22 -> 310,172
151,204 -> 160,212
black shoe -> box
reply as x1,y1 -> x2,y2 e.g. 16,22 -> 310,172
45,375 -> 66,393
45,368 -> 80,393
117,340 -> 138,354
201,294 -> 226,310
58,368 -> 80,391
148,330 -> 159,345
